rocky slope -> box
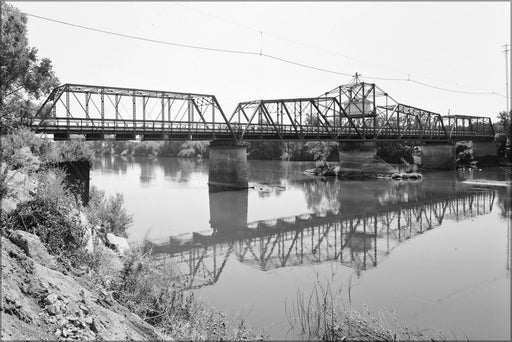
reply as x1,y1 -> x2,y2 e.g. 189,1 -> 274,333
1,230 -> 171,341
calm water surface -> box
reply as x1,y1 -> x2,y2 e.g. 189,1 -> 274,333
91,156 -> 511,340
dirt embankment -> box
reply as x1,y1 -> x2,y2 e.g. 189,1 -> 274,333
1,231 -> 171,341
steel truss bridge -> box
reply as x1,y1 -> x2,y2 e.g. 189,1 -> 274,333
149,188 -> 495,289
32,79 -> 494,142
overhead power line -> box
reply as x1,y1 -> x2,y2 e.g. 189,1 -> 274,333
25,12 -> 259,56
174,2 -> 503,94
25,11 -> 506,99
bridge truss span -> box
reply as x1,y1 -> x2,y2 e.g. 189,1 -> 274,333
34,83 -> 236,140
32,80 -> 495,142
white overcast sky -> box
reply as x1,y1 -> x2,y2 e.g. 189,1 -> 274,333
11,1 -> 511,118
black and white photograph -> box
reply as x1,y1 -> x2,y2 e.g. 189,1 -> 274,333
0,1 -> 511,341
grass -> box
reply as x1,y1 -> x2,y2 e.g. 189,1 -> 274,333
286,272 -> 447,341
100,246 -> 265,341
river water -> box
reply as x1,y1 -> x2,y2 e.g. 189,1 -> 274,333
91,156 -> 511,340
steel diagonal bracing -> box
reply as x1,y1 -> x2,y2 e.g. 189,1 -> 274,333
33,81 -> 495,142
33,83 -> 236,140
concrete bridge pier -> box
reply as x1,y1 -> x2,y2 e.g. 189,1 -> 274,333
421,143 -> 456,169
472,141 -> 498,166
208,141 -> 249,190
338,142 -> 396,175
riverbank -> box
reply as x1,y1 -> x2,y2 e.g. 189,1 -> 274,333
1,129 -> 262,340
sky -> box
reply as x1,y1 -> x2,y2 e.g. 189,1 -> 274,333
11,1 -> 512,119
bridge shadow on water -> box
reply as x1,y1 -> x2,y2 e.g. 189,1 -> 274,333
144,171 -> 507,290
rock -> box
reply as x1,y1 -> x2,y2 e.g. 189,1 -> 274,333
46,303 -> 60,315
79,304 -> 90,315
8,230 -> 59,270
89,318 -> 98,333
44,293 -> 58,305
81,212 -> 95,254
105,233 -> 130,256
1,236 -> 173,341
73,319 -> 84,328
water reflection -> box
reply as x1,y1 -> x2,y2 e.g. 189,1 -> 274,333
93,155 -> 208,183
148,177 -> 498,289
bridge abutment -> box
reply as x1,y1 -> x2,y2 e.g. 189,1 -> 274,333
56,160 -> 91,205
208,141 -> 249,190
421,144 -> 456,169
472,141 -> 498,166
338,142 -> 396,175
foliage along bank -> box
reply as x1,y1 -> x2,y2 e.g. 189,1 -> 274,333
0,128 -> 264,340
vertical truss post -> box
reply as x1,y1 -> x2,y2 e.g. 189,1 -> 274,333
161,97 -> 165,133
132,93 -> 136,134
100,92 -> 104,123
397,110 -> 400,138
114,94 -> 121,124
212,103 -> 216,137
299,101 -> 302,129
372,84 -> 376,135
65,89 -> 70,132
167,98 -> 171,122
362,83 -> 366,136
85,93 -> 90,119
142,96 -> 146,122
188,96 -> 192,136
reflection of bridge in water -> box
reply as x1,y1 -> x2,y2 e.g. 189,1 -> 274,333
148,181 -> 496,289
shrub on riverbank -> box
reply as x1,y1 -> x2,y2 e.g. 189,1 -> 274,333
5,197 -> 87,263
287,279 -> 445,341
1,128 -> 94,168
1,127 -> 262,340
106,247 -> 262,340
86,186 -> 133,238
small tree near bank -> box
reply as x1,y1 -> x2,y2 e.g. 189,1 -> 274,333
0,1 -> 59,132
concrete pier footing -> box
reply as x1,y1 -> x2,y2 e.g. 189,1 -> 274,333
421,144 -> 456,169
472,141 -> 498,166
208,141 -> 249,190
338,142 -> 396,174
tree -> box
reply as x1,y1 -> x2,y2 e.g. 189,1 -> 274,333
492,110 -> 512,161
494,110 -> 511,135
0,1 -> 59,131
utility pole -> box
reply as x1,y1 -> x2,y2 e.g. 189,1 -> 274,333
506,44 -> 512,161
504,44 -> 510,113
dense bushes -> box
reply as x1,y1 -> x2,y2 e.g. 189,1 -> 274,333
86,186 -> 133,237
5,197 -> 86,260
108,248 -> 261,340
376,142 -> 414,164
90,140 -> 209,158
1,128 -> 94,170
1,167 -> 88,265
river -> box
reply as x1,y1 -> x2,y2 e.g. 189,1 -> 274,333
91,156 -> 511,340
